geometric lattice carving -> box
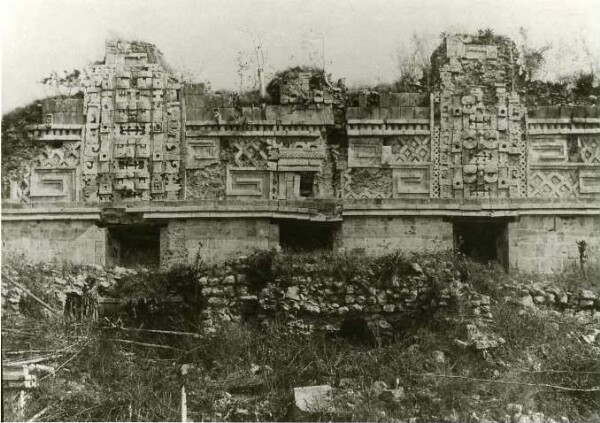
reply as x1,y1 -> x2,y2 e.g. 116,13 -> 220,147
35,143 -> 80,169
430,128 -> 440,198
384,135 -> 431,164
528,169 -> 578,198
231,139 -> 269,168
580,137 -> 600,164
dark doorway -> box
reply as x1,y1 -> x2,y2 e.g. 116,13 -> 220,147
107,225 -> 161,268
279,220 -> 338,252
453,219 -> 508,269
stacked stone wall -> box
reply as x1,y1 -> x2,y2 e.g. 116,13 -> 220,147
194,254 -> 488,334
192,253 -> 600,335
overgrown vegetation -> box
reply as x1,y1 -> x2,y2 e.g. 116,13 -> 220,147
1,99 -> 45,197
2,250 -> 599,422
266,66 -> 330,104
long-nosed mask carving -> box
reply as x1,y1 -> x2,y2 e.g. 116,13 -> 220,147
483,164 -> 499,183
461,95 -> 476,114
462,130 -> 478,149
480,130 -> 499,150
463,164 -> 478,183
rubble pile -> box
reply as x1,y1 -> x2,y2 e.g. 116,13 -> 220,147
501,282 -> 600,313
3,251 -> 599,338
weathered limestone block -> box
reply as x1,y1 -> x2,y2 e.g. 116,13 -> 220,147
293,385 -> 332,413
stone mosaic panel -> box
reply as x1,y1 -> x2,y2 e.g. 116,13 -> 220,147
579,168 -> 600,194
186,139 -> 220,169
274,138 -> 326,173
29,168 -> 76,200
393,166 -> 430,196
528,138 -> 568,163
226,167 -> 271,198
348,138 -> 382,168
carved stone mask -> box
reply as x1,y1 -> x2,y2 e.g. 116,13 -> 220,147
462,130 -> 478,150
463,164 -> 478,183
483,164 -> 498,183
481,130 -> 499,150
461,95 -> 476,114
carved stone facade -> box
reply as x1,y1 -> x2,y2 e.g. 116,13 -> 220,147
7,36 -> 598,204
527,117 -> 600,198
2,35 -> 599,272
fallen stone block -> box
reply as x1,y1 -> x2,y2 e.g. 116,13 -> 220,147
286,286 -> 300,301
293,385 -> 332,413
432,350 -> 446,364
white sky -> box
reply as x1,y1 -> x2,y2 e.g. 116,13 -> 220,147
2,0 -> 600,113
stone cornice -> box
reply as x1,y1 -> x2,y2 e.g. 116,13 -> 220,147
2,198 -> 598,221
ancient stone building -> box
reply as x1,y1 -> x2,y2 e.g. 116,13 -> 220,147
2,35 -> 599,272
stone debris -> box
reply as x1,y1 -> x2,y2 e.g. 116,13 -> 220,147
338,377 -> 354,388
370,380 -> 388,395
411,263 -> 424,275
432,350 -> 446,364
501,403 -> 570,423
2,261 -> 126,317
463,323 -> 506,351
4,253 -> 598,343
379,387 -> 405,405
